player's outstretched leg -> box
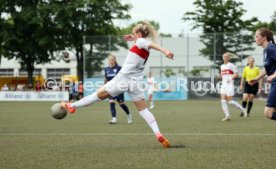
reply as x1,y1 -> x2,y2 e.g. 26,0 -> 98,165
60,87 -> 109,113
228,100 -> 247,117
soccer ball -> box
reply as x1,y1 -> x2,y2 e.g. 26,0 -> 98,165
51,103 -> 67,120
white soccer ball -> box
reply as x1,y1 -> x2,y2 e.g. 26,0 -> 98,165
51,103 -> 67,120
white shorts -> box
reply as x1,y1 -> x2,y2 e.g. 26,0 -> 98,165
104,73 -> 145,101
220,82 -> 235,96
147,87 -> 154,96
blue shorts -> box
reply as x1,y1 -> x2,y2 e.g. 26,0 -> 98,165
109,93 -> 125,103
266,82 -> 276,108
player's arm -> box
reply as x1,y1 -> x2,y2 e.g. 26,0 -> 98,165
240,69 -> 245,90
231,73 -> 239,80
230,64 -> 239,82
267,71 -> 276,83
103,68 -> 108,84
249,68 -> 266,85
240,76 -> 244,90
123,34 -> 134,41
148,43 -> 174,60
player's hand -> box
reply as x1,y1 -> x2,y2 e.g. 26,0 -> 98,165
123,34 -> 134,41
239,85 -> 243,91
258,87 -> 262,94
165,51 -> 174,60
249,78 -> 258,86
267,75 -> 275,83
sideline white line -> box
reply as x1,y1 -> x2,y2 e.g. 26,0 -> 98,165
0,133 -> 275,136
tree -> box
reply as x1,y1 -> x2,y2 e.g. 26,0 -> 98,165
183,0 -> 258,69
119,20 -> 160,36
252,11 -> 276,31
270,12 -> 276,31
52,0 -> 131,81
0,1 -> 63,84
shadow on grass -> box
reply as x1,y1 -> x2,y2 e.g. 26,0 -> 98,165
169,144 -> 187,149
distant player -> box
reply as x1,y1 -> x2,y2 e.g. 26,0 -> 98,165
239,57 -> 261,117
104,54 -> 132,124
249,28 -> 276,121
60,21 -> 173,148
220,52 -> 246,121
147,71 -> 155,109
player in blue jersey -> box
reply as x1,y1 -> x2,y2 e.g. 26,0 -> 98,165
250,28 -> 276,121
104,54 -> 132,124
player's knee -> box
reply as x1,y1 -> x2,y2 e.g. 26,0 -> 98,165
119,102 -> 125,105
264,109 -> 273,119
221,99 -> 227,103
97,87 -> 110,100
228,100 -> 234,105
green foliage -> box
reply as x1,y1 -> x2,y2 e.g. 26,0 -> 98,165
183,0 -> 258,69
118,20 -> 160,35
0,0 -> 61,84
163,67 -> 176,78
160,33 -> 172,37
49,0 -> 131,81
0,0 -> 131,82
189,67 -> 208,77
252,12 -> 276,31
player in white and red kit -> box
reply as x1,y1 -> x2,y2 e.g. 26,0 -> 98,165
60,21 -> 173,148
220,52 -> 246,121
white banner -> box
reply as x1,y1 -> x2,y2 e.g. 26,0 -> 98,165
0,91 -> 69,101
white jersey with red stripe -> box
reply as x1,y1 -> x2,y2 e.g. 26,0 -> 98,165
220,62 -> 238,84
120,38 -> 151,79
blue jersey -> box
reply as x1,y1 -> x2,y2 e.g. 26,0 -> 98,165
263,43 -> 276,83
104,65 -> 121,81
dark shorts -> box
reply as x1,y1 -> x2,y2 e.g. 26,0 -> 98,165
244,82 -> 258,95
266,82 -> 276,108
109,93 -> 125,103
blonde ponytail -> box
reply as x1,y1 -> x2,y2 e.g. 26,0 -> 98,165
134,21 -> 158,42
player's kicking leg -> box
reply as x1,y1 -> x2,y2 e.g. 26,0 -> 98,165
227,96 -> 247,117
60,86 -> 110,113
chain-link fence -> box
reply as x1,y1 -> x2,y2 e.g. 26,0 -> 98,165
83,33 -> 270,99
83,33 -> 265,79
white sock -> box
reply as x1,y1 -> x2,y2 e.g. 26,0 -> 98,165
228,100 -> 244,112
221,99 -> 230,117
139,108 -> 160,134
71,92 -> 100,108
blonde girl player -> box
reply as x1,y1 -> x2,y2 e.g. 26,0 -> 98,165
220,52 -> 246,121
239,57 -> 261,117
249,28 -> 276,121
104,54 -> 132,124
147,71 -> 155,109
60,21 -> 173,148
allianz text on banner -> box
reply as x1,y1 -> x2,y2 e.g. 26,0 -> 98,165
0,91 -> 69,101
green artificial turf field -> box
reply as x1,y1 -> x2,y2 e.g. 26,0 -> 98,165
0,100 -> 275,169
